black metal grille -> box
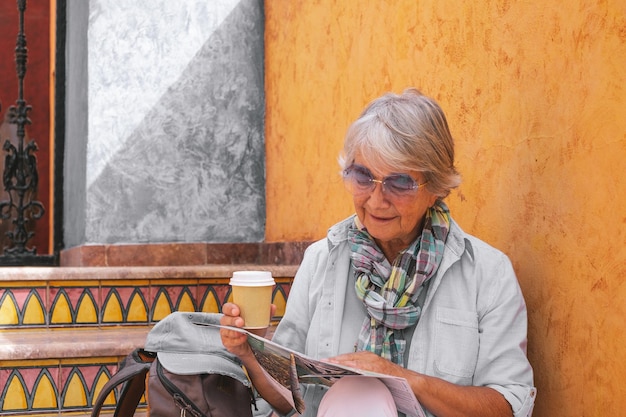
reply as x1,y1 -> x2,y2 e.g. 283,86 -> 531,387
0,0 -> 56,265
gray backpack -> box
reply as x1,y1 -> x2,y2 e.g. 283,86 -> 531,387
91,312 -> 255,417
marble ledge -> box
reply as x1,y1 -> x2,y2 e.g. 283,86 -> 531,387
0,327 -> 150,361
0,264 -> 299,282
0,325 -> 278,361
60,242 -> 315,267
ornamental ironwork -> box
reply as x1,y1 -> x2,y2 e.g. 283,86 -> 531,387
0,0 -> 46,261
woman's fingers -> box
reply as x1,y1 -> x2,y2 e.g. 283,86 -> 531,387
220,302 -> 245,328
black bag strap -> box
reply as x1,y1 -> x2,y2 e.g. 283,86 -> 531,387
91,348 -> 155,417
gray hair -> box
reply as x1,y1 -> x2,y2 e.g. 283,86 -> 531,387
339,88 -> 461,198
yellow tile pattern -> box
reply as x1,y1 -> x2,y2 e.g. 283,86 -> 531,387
24,296 -> 46,324
0,296 -> 19,325
0,356 -> 146,414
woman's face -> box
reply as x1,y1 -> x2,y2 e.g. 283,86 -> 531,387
351,154 -> 438,258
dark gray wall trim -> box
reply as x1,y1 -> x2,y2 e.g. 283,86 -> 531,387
63,0 -> 89,248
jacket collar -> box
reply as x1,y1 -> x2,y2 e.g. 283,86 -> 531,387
327,214 -> 356,249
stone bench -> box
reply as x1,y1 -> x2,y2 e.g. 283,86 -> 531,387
0,264 -> 297,416
0,327 -> 149,361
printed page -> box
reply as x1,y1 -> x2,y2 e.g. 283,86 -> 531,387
197,322 -> 426,417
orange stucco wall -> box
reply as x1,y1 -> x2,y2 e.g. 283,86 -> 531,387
264,1 -> 626,416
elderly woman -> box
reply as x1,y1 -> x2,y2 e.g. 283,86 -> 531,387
220,88 -> 536,417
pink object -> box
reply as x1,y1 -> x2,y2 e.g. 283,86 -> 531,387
318,376 -> 397,417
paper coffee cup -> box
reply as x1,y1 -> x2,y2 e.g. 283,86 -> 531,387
229,271 -> 275,329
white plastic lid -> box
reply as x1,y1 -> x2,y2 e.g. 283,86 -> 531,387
229,270 -> 275,286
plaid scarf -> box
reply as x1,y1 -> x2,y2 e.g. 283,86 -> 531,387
350,200 -> 451,364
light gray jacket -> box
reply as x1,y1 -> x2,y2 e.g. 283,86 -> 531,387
263,215 -> 536,417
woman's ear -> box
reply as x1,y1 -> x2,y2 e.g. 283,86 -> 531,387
428,194 -> 440,208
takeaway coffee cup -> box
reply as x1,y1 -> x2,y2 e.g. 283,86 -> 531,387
229,271 -> 275,329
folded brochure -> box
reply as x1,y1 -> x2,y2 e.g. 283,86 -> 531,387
194,322 -> 425,417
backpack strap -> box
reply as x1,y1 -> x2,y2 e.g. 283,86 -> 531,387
91,348 -> 156,417
154,360 -> 206,417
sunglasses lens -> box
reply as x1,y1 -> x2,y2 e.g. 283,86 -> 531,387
351,167 -> 374,187
344,166 -> 373,192
385,175 -> 417,194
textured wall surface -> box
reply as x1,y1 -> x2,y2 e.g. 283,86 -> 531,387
78,0 -> 265,244
264,1 -> 626,416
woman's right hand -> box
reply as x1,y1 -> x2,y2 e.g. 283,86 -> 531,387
219,302 -> 253,358
221,302 -> 295,414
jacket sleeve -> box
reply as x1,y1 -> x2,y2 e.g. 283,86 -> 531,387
474,252 -> 537,417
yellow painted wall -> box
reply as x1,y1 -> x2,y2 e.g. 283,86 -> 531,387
265,1 -> 626,416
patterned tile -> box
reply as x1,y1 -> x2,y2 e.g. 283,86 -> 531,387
0,286 -> 48,327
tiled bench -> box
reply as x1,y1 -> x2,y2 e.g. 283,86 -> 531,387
0,265 -> 297,416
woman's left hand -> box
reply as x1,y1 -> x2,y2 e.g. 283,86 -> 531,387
329,352 -> 514,417
325,351 -> 405,378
